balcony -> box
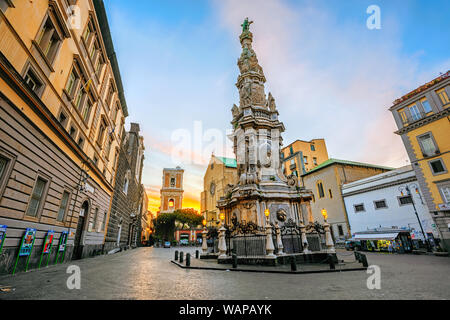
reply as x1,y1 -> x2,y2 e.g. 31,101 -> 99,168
290,163 -> 296,170
400,110 -> 429,126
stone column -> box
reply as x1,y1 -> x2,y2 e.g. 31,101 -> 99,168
323,221 -> 335,253
299,221 -> 310,253
202,228 -> 208,254
275,222 -> 284,255
218,224 -> 227,258
265,221 -> 276,257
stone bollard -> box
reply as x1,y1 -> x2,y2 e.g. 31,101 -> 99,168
179,252 -> 184,263
290,256 -> 297,272
328,254 -> 336,270
195,250 -> 199,259
232,254 -> 238,269
175,250 -> 179,261
186,253 -> 191,267
360,253 -> 368,267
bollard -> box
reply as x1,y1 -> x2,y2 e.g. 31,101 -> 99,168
328,254 -> 336,270
175,250 -> 179,261
186,253 -> 191,267
360,253 -> 368,268
290,256 -> 297,272
232,254 -> 238,269
179,252 -> 184,263
195,250 -> 199,259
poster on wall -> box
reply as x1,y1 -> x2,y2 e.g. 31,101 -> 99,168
18,228 -> 36,257
59,231 -> 68,252
43,230 -> 54,254
0,225 -> 7,252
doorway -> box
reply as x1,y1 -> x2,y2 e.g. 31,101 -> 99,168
73,200 -> 89,260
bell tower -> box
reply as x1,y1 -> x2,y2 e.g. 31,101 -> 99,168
160,167 -> 184,213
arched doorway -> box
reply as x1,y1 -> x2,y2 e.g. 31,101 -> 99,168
73,200 -> 89,260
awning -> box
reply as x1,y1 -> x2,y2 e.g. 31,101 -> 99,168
354,233 -> 400,241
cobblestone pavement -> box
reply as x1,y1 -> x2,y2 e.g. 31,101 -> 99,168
0,247 -> 449,300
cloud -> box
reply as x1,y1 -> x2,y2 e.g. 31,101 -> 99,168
213,0 -> 445,167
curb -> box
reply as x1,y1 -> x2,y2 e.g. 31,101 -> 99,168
170,260 -> 367,274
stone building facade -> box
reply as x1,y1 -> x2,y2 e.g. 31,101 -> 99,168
300,159 -> 392,240
0,0 -> 127,274
201,155 -> 238,228
281,139 -> 329,178
104,123 -> 145,252
389,71 -> 450,251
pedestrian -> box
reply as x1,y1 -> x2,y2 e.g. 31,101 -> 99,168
388,241 -> 393,254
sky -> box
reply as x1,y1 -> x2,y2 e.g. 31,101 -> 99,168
103,0 -> 450,214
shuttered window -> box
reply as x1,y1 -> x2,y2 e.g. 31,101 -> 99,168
27,177 -> 47,217
57,191 -> 70,222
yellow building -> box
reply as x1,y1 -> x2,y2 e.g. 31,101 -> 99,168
0,0 -> 127,272
200,155 -> 238,228
389,70 -> 450,251
301,159 -> 392,240
281,139 -> 329,179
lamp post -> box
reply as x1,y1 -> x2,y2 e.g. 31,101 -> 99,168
218,212 -> 227,258
201,219 -> 208,254
321,208 -> 335,253
264,209 -> 276,257
398,184 -> 432,252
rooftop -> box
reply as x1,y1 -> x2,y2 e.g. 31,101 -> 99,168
391,70 -> 450,108
301,158 -> 393,177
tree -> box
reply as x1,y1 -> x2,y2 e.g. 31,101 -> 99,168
173,208 -> 203,229
153,213 -> 176,241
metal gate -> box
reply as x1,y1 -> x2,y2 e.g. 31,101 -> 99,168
279,219 -> 303,254
225,220 -> 266,257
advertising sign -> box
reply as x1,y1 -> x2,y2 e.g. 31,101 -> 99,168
43,230 -> 54,254
19,228 -> 36,257
59,231 -> 68,252
0,225 -> 7,253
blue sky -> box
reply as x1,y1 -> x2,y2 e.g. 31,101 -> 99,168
103,0 -> 450,212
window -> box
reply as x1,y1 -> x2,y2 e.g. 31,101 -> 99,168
429,159 -> 446,175
81,97 -> 92,123
26,177 -> 47,217
101,212 -> 107,231
170,177 -> 176,187
338,225 -> 344,236
328,189 -> 333,199
77,137 -> 84,148
95,55 -> 104,78
168,199 -> 174,208
24,68 -> 43,94
74,87 -> 86,111
420,98 -> 433,113
436,88 -> 449,105
317,182 -> 325,198
97,119 -> 107,146
310,144 -> 315,151
409,104 -> 422,121
293,170 -> 298,177
69,126 -> 76,139
36,16 -> 61,63
354,204 -> 365,212
374,200 -> 387,209
106,82 -> 115,108
313,157 -> 317,165
290,146 -> 293,155
417,133 -> 438,157
83,19 -> 93,43
0,157 -> 7,181
93,207 -> 99,231
58,111 -> 67,127
104,137 -> 112,159
303,156 -> 308,164
111,102 -> 120,125
398,195 -> 413,206
93,155 -> 99,166
398,109 -> 408,124
123,173 -> 129,194
440,186 -> 450,203
57,191 -> 70,222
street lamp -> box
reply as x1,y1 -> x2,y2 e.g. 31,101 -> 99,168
321,208 -> 328,222
398,184 -> 432,252
264,208 -> 270,219
219,212 -> 225,226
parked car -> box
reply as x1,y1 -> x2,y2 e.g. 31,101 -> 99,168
345,239 -> 361,251
163,241 -> 171,248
